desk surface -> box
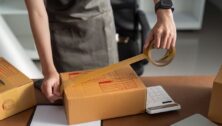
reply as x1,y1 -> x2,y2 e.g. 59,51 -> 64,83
1,76 -> 221,126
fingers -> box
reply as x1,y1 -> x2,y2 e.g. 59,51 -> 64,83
166,32 -> 174,49
160,31 -> 168,49
45,81 -> 53,99
172,35 -> 176,48
147,15 -> 177,50
143,32 -> 154,51
154,30 -> 176,49
53,82 -> 62,97
167,32 -> 176,49
144,29 -> 176,50
166,36 -> 171,49
41,79 -> 62,103
154,30 -> 161,48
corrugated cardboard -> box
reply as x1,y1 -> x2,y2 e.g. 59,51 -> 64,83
0,58 -> 36,120
60,66 -> 146,124
208,65 -> 222,124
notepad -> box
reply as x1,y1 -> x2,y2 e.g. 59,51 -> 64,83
30,105 -> 101,126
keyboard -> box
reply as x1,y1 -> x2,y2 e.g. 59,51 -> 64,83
146,85 -> 181,114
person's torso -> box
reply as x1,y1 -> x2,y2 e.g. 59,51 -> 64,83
45,0 -> 112,22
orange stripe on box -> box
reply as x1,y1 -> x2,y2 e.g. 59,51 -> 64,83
99,80 -> 113,84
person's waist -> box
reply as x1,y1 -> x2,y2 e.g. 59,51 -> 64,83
48,9 -> 112,27
46,0 -> 112,21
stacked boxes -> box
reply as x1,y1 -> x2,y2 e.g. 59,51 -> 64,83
0,58 -> 36,120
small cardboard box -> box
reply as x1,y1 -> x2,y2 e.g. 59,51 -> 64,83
0,58 -> 36,120
208,65 -> 222,124
60,66 -> 146,124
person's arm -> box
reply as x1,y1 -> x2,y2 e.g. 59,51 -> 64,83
25,0 -> 61,103
144,0 -> 176,50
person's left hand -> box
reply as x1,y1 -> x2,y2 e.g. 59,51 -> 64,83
144,9 -> 176,50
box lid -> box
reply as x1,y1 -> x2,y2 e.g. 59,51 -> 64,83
0,58 -> 32,93
214,65 -> 222,84
61,66 -> 146,99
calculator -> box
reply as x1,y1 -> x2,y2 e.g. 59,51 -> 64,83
146,85 -> 181,114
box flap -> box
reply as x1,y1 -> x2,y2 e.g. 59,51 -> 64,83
214,65 -> 222,84
61,66 -> 146,99
0,58 -> 32,93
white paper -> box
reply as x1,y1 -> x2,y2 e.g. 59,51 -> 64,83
30,105 -> 101,126
171,114 -> 217,126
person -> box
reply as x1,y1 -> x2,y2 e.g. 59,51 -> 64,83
25,0 -> 176,103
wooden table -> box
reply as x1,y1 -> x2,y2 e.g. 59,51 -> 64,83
1,76 -> 221,126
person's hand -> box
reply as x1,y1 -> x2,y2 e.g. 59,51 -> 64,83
41,72 -> 62,103
144,9 -> 176,50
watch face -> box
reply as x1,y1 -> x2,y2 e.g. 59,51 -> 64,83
161,0 -> 173,7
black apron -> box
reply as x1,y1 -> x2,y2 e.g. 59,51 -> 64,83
45,0 -> 118,72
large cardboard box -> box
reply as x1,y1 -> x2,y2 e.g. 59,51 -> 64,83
60,66 -> 146,124
0,58 -> 36,120
208,65 -> 222,124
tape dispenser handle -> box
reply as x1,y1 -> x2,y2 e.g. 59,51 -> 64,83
144,42 -> 176,67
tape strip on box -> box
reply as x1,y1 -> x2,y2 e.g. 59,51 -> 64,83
61,43 -> 176,93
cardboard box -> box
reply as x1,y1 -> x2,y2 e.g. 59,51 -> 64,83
208,65 -> 222,124
60,66 -> 146,124
0,58 -> 36,120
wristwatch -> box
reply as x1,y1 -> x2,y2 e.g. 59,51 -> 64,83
155,0 -> 174,13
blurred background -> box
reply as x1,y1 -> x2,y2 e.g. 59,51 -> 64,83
0,0 -> 222,79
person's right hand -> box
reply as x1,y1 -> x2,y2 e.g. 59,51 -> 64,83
41,72 -> 62,103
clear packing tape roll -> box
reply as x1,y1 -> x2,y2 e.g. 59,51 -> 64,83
61,43 -> 176,93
